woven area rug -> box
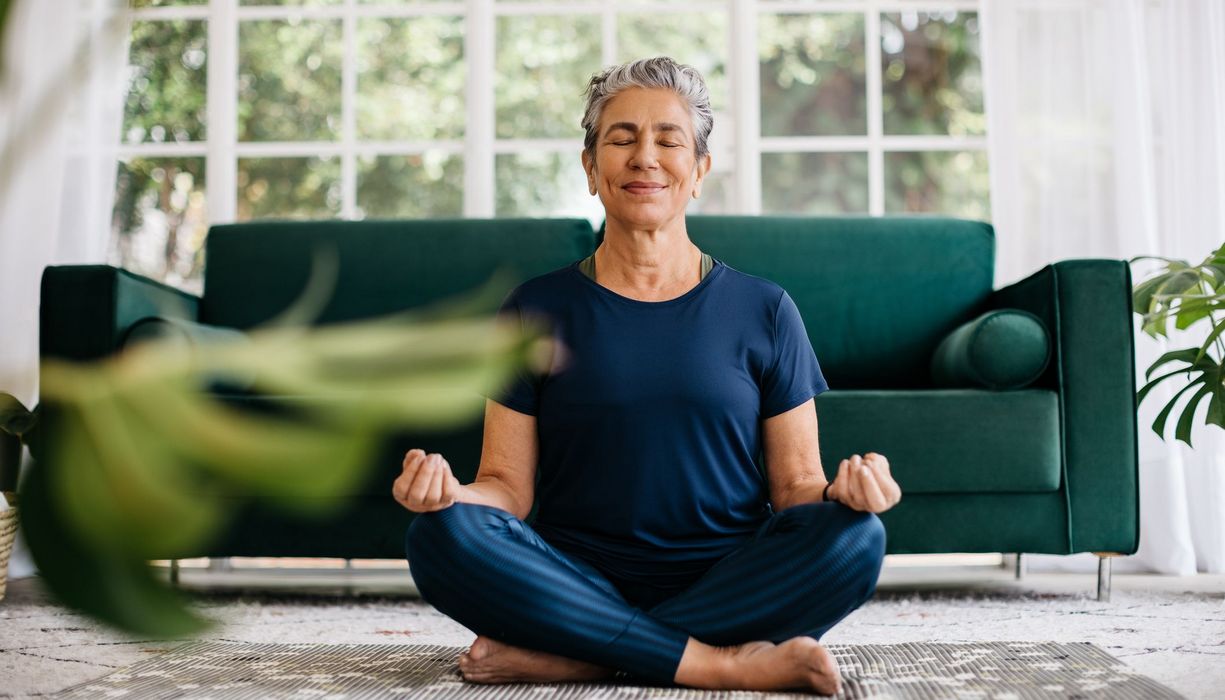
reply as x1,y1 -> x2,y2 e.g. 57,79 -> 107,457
54,640 -> 1184,699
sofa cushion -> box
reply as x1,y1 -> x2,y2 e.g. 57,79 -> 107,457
930,310 -> 1051,390
201,218 -> 596,329
686,216 -> 995,389
814,389 -> 1061,494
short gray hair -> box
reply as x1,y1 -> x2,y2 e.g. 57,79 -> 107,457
581,56 -> 714,161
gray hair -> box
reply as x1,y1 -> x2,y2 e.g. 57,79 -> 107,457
581,56 -> 714,161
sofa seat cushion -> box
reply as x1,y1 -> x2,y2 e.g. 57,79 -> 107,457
813,389 -> 1061,494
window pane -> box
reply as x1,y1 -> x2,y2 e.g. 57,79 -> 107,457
356,153 -> 463,219
237,157 -> 341,221
761,152 -> 869,214
495,152 -> 602,220
357,17 -> 464,141
760,13 -> 866,137
881,11 -> 984,136
123,20 -> 207,144
618,13 -> 729,112
111,158 -> 208,292
238,20 -> 342,142
496,15 -> 600,139
885,150 -> 989,219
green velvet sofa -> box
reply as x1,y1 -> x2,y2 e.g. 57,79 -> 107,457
37,216 -> 1139,597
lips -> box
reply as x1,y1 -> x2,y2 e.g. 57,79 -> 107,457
622,181 -> 667,195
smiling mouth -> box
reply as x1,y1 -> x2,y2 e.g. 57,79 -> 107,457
623,183 -> 667,195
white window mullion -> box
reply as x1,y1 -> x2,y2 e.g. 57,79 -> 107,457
866,3 -> 884,216
341,0 -> 358,219
207,0 -> 238,224
732,0 -> 760,214
465,0 -> 495,218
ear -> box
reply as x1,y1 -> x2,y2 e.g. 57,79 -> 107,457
692,152 -> 712,199
582,150 -> 597,196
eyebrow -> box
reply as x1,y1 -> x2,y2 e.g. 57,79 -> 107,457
603,122 -> 686,137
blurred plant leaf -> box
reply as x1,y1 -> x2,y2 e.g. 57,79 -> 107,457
23,270 -> 545,637
21,454 -> 211,638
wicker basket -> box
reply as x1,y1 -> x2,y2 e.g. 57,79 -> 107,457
0,492 -> 16,602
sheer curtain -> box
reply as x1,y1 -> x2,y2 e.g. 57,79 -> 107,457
0,0 -> 130,578
982,0 -> 1225,574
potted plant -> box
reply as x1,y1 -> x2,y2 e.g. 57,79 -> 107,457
1132,242 -> 1225,446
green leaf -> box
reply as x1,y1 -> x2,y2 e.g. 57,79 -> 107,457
1151,377 -> 1205,440
1193,319 -> 1225,366
1145,348 -> 1201,381
1175,384 -> 1215,447
1136,367 -> 1195,408
48,398 -> 225,559
19,456 -> 211,638
1207,383 -> 1224,430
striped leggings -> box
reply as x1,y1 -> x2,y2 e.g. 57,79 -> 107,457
405,501 -> 886,685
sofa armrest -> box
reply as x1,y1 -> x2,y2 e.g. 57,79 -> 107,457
989,260 -> 1139,554
40,265 -> 200,362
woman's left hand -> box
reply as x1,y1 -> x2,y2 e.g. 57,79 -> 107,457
827,452 -> 902,513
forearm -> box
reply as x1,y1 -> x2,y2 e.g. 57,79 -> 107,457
453,477 -> 530,519
772,479 -> 830,512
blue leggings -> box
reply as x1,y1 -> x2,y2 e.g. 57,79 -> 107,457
405,501 -> 885,685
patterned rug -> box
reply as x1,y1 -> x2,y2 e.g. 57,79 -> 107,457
54,640 -> 1184,699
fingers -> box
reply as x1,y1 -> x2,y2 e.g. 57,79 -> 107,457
847,455 -> 867,507
393,449 -> 456,512
864,452 -> 902,505
831,459 -> 851,502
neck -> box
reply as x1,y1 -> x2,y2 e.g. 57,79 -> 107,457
595,217 -> 701,294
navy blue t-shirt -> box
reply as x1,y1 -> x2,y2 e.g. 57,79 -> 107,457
492,258 -> 828,590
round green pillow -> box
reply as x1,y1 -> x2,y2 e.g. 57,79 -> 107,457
930,310 -> 1051,390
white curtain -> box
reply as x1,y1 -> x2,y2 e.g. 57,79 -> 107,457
0,0 -> 130,578
982,0 -> 1225,574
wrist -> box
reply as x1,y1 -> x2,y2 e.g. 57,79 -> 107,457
822,482 -> 837,504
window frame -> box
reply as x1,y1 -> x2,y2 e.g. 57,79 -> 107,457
119,0 -> 987,224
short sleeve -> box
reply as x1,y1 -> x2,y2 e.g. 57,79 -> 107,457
760,290 -> 829,418
485,291 -> 541,416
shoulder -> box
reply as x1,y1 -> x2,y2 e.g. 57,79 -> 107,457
502,262 -> 584,312
711,261 -> 789,308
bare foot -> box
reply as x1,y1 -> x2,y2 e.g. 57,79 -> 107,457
456,635 -> 616,684
679,637 -> 842,695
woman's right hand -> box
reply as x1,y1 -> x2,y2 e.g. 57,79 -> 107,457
393,449 -> 462,512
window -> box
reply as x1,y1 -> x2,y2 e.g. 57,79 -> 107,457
114,0 -> 987,291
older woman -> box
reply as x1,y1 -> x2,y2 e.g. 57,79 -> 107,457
395,56 -> 900,695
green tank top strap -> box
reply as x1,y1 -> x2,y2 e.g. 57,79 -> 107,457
578,252 -> 713,282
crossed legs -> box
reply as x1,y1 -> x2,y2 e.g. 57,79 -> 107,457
405,502 -> 885,693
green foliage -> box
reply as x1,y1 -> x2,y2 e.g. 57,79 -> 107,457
123,20 -> 207,143
495,14 -> 599,139
759,13 -> 867,137
762,152 -> 869,214
18,273 -> 546,636
1132,243 -> 1225,446
881,11 -> 984,136
238,19 -> 343,142
357,153 -> 463,219
357,16 -> 465,141
237,156 -> 341,221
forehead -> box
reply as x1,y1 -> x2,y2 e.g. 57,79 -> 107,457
600,87 -> 693,133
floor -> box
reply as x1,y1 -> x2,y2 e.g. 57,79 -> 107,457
0,560 -> 1222,699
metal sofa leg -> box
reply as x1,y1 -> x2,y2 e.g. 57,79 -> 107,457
169,559 -> 180,587
1015,553 -> 1025,580
1095,553 -> 1120,602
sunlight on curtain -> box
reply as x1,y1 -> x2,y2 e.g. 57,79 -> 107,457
983,0 -> 1225,574
0,0 -> 131,579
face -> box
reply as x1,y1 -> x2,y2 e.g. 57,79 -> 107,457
583,87 -> 712,230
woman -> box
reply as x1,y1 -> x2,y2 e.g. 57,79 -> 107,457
394,56 -> 901,695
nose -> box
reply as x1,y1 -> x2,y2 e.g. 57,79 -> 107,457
628,139 -> 659,170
